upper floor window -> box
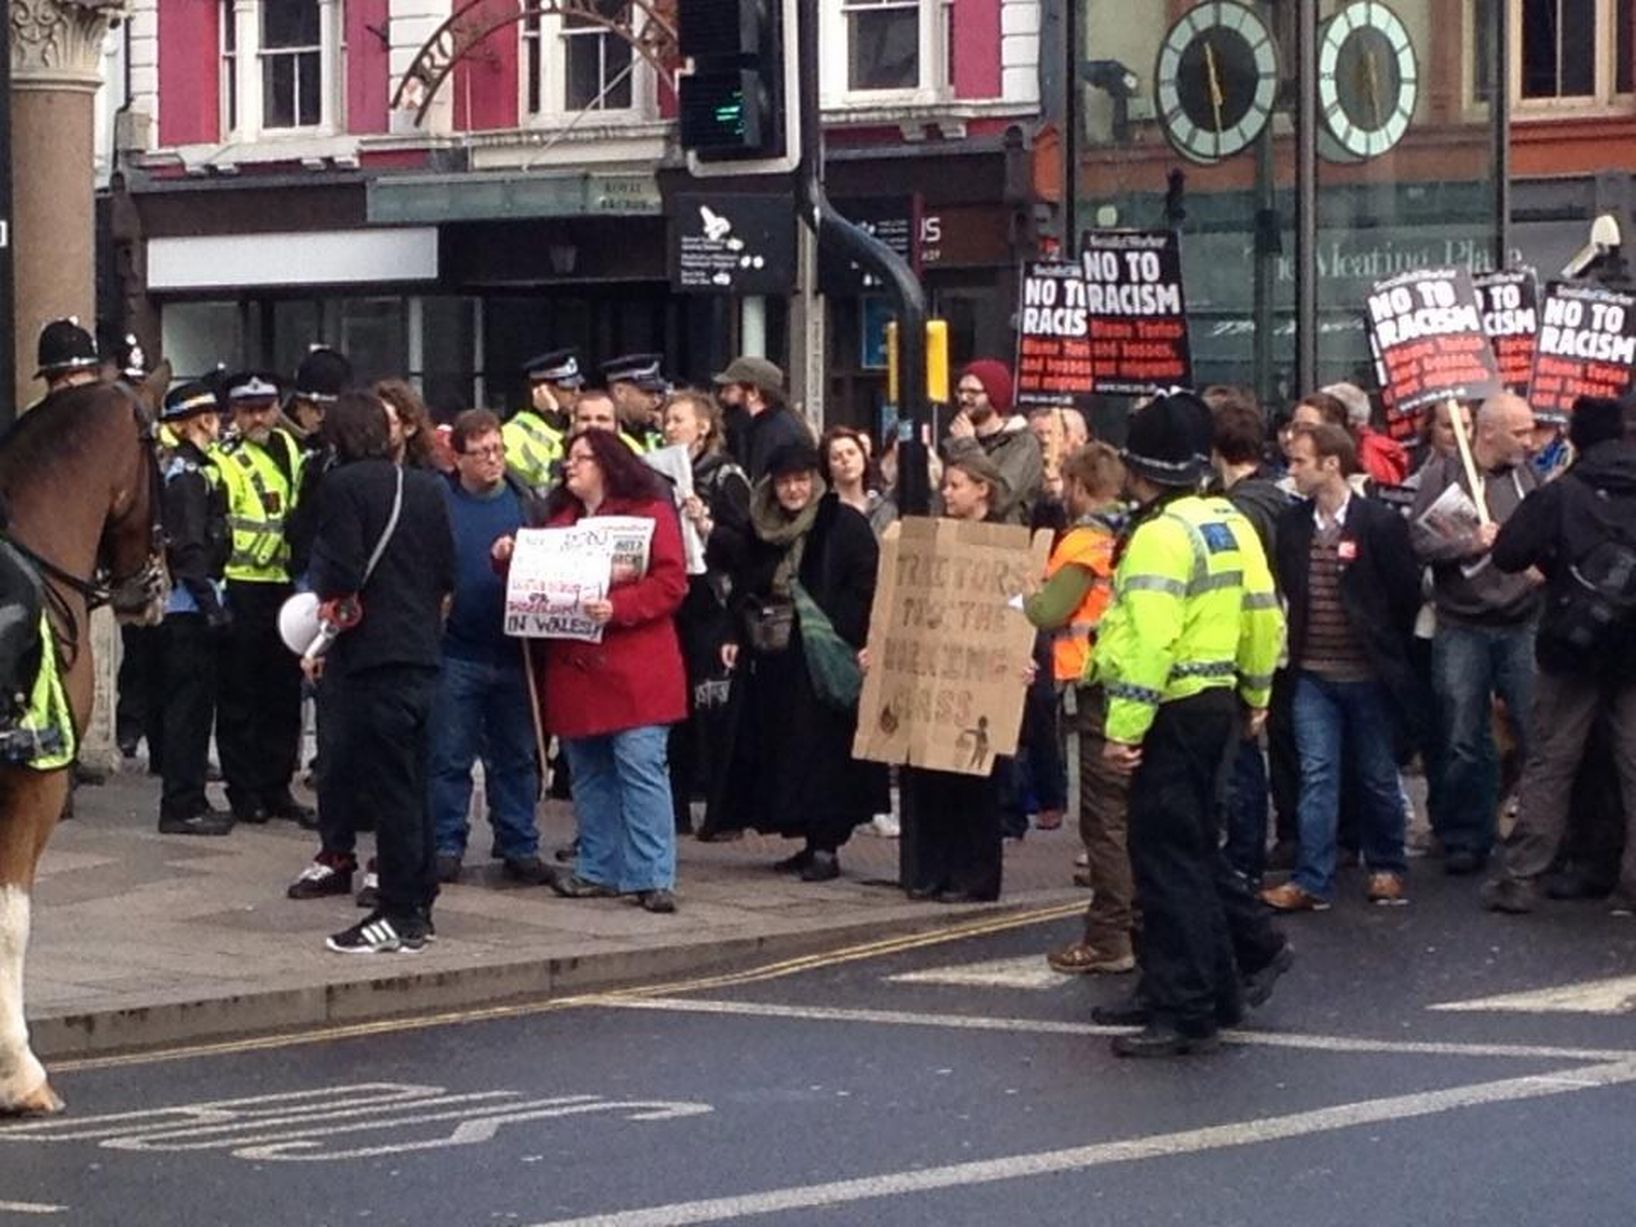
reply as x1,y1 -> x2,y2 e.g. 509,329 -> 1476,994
844,0 -> 920,91
1516,0 -> 1635,105
524,1 -> 648,121
220,0 -> 338,137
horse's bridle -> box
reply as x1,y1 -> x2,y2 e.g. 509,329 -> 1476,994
5,388 -> 167,657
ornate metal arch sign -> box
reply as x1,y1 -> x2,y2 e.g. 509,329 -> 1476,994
391,0 -> 680,126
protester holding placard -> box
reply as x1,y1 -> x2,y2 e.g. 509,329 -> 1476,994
660,390 -> 752,838
712,443 -> 883,882
1409,393 -> 1542,876
496,429 -> 689,913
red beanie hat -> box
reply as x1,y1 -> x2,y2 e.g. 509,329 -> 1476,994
960,359 -> 1014,417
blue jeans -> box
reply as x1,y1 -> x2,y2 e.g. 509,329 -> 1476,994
428,654 -> 541,861
563,725 -> 677,892
1430,621 -> 1536,857
1292,672 -> 1408,898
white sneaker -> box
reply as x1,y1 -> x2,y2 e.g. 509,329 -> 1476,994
868,813 -> 900,839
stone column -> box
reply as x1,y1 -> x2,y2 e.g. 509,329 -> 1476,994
10,0 -> 124,413
11,1 -> 128,770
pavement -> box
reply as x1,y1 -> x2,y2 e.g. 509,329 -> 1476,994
5,867 -> 1635,1225
25,766 -> 1083,1059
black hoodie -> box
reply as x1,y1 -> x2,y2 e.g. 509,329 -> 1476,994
1493,440 -> 1636,678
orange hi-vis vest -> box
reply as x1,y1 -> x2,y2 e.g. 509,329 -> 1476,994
1045,520 -> 1117,683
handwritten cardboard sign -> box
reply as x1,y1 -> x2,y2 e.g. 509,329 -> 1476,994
1474,269 -> 1539,402
1015,230 -> 1192,407
853,517 -> 1050,776
1529,282 -> 1636,421
1365,267 -> 1502,438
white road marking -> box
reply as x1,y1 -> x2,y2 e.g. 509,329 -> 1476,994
527,1059 -> 1636,1227
603,996 -> 1636,1063
0,1202 -> 66,1216
888,955 -> 1066,991
1429,974 -> 1636,1016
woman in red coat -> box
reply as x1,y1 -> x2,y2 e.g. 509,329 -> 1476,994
495,429 -> 689,912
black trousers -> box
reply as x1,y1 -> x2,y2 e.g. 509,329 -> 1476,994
158,614 -> 217,819
901,766 -> 1003,899
313,672 -> 359,859
332,664 -> 439,919
117,623 -> 165,761
217,580 -> 302,809
1268,668 -> 1300,843
1128,690 -> 1285,1032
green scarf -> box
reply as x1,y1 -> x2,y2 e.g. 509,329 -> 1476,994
750,476 -> 827,596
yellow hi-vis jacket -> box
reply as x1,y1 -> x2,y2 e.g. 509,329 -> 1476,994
215,429 -> 304,584
502,408 -> 565,490
1090,493 -> 1284,745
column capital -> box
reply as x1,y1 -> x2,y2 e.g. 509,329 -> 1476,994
11,0 -> 127,92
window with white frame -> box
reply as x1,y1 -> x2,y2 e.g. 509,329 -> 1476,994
219,0 -> 338,137
524,1 -> 649,120
843,0 -> 921,92
1516,0 -> 1634,104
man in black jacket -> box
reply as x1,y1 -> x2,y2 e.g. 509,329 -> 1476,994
714,356 -> 810,483
1483,396 -> 1636,916
311,391 -> 455,954
1263,424 -> 1423,912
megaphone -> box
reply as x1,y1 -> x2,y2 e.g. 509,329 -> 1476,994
278,591 -> 328,659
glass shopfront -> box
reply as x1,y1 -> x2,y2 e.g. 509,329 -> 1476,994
1069,1 -> 1506,418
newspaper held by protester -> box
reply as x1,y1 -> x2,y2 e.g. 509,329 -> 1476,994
644,445 -> 706,575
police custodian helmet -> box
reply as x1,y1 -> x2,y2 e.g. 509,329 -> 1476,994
35,318 -> 99,379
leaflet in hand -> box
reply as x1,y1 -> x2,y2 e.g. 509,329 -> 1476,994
644,446 -> 706,575
1415,481 -> 1482,545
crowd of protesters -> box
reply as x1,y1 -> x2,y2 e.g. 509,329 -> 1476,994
84,315 -> 1636,980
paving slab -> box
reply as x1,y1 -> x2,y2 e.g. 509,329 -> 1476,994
24,769 -> 1083,1058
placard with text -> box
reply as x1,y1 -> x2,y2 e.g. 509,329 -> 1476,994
1015,230 -> 1192,406
1528,282 -> 1636,420
1473,269 -> 1540,402
1365,267 -> 1502,437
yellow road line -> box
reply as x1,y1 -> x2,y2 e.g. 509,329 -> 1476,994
48,902 -> 1082,1074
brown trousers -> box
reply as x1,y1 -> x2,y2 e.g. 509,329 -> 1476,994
1077,685 -> 1135,953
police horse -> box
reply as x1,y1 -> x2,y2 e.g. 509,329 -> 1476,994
0,375 -> 167,1114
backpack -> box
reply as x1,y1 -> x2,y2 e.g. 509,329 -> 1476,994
1557,518 -> 1636,653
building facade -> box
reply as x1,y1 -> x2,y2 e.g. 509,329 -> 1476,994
102,0 -> 1045,428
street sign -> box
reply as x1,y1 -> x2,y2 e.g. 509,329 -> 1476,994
668,192 -> 797,295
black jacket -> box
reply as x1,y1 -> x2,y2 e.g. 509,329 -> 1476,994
162,439 -> 229,623
1218,465 -> 1291,563
1493,440 -> 1636,679
731,494 -> 879,649
1276,493 -> 1426,745
740,406 -> 813,484
310,458 -> 455,676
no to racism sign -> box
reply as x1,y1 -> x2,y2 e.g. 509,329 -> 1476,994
1529,282 -> 1636,419
1365,267 -> 1502,436
1473,269 -> 1539,400
1015,230 -> 1193,406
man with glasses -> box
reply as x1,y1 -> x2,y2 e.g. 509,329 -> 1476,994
942,359 -> 1043,526
427,410 -> 556,886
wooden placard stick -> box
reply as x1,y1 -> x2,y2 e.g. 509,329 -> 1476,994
1446,397 -> 1490,527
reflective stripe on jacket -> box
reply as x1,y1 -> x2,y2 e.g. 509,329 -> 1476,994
1045,522 -> 1115,684
1091,493 -> 1284,744
502,409 -> 565,490
215,430 -> 303,583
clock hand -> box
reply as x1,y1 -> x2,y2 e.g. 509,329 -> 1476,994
1364,46 -> 1382,128
1204,40 -> 1225,133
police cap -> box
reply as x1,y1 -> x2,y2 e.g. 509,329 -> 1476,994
523,348 -> 585,388
599,353 -> 668,395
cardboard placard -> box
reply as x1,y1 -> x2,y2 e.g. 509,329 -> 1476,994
1365,267 -> 1502,438
1015,230 -> 1192,407
1473,269 -> 1539,401
853,518 -> 1050,776
1529,282 -> 1636,421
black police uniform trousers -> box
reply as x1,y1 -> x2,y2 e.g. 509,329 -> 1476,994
330,663 -> 439,920
217,579 -> 303,811
1127,688 -> 1285,1034
158,613 -> 218,820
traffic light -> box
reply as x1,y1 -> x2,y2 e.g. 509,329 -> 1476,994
678,0 -> 801,176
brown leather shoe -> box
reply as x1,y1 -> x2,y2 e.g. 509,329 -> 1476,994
1047,941 -> 1136,975
1260,881 -> 1331,912
1366,872 -> 1408,906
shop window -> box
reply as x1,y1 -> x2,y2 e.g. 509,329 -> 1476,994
1516,0 -> 1634,104
219,0 -> 338,137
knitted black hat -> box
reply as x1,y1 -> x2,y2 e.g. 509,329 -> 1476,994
1121,391 -> 1213,487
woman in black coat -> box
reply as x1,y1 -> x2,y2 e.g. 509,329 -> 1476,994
712,441 -> 885,880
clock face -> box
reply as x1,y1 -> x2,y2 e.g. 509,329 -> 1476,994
1318,1 -> 1419,162
1155,2 -> 1280,165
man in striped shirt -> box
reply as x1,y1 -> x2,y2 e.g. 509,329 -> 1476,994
1263,423 -> 1424,912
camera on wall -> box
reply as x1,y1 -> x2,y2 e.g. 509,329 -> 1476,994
1561,214 -> 1626,284
1080,59 -> 1141,145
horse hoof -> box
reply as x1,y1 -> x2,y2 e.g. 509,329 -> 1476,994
3,1080 -> 64,1117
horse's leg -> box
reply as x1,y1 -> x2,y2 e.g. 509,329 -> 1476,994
0,768 -> 68,1115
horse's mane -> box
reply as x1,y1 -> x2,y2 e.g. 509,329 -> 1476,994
0,384 -> 126,500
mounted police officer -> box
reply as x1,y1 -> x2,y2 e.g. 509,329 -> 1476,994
600,353 -> 669,452
503,348 -> 580,493
27,318 -> 101,410
215,371 -> 313,826
1088,391 -> 1292,1058
156,380 -> 233,836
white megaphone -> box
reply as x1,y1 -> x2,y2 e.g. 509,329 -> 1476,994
278,591 -> 337,662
